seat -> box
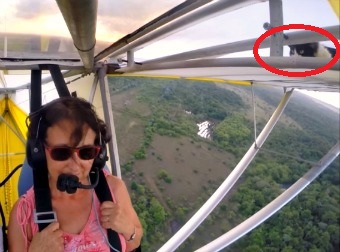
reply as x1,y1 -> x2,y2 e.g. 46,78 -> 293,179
18,159 -> 33,197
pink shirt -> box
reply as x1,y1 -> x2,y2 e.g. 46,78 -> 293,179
17,187 -> 127,252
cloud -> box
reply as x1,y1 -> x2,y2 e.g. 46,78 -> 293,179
10,0 -> 181,39
97,1 -> 183,34
98,1 -> 181,20
14,0 -> 58,19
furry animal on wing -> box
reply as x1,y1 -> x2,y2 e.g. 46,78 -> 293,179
289,42 -> 336,58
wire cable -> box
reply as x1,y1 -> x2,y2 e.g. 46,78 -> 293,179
0,164 -> 22,187
251,82 -> 258,149
249,86 -> 318,165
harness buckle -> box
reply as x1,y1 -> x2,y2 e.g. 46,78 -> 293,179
33,209 -> 57,224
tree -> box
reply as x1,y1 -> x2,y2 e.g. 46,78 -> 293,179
149,197 -> 167,225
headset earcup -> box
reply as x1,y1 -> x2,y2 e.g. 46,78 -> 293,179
26,138 -> 47,170
92,143 -> 108,171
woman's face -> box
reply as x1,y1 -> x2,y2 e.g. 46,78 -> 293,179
44,119 -> 97,184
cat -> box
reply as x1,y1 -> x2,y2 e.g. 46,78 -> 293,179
289,42 -> 336,58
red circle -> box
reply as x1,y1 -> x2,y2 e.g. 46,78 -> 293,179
253,24 -> 340,77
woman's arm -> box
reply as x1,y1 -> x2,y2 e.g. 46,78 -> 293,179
8,201 -> 64,252
104,176 -> 143,251
8,201 -> 28,252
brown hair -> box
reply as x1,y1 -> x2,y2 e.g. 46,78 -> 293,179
27,97 -> 111,146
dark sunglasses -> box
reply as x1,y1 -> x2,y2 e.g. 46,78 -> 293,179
45,145 -> 101,161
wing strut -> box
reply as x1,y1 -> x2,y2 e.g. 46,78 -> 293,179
97,66 -> 121,177
196,141 -> 340,252
157,89 -> 294,252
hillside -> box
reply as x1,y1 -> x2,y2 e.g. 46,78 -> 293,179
108,76 -> 339,251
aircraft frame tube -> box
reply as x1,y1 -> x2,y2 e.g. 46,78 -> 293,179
142,25 -> 339,64
105,0 -> 268,59
98,66 -> 122,177
56,0 -> 97,70
94,0 -> 214,62
88,74 -> 99,103
118,57 -> 340,73
269,0 -> 284,57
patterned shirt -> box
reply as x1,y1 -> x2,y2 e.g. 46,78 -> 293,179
17,186 -> 126,252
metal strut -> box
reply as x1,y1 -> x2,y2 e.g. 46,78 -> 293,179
196,141 -> 340,252
157,89 -> 294,252
97,65 -> 122,177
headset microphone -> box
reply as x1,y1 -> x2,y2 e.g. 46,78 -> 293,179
57,168 -> 99,194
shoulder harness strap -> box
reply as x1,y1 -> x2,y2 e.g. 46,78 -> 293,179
91,170 -> 122,252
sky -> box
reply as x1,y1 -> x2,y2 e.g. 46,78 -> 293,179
1,0 -> 339,110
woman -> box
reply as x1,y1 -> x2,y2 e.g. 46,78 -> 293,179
8,97 -> 142,251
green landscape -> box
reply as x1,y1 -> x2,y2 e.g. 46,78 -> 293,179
108,76 -> 339,252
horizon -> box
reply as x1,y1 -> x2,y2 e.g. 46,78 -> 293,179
3,75 -> 339,115
297,90 -> 339,110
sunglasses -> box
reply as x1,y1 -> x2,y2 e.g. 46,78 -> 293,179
45,145 -> 101,161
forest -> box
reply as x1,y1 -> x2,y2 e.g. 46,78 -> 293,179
108,76 -> 339,252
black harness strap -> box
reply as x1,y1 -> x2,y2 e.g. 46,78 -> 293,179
32,160 -> 56,231
91,170 -> 122,252
30,70 -> 42,113
48,65 -> 71,97
29,69 -> 57,231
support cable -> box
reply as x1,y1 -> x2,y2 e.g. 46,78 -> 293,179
0,164 -> 22,187
252,88 -> 317,165
251,82 -> 258,149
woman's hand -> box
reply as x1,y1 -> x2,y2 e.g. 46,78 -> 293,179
100,201 -> 135,239
104,176 -> 143,251
28,222 -> 64,252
